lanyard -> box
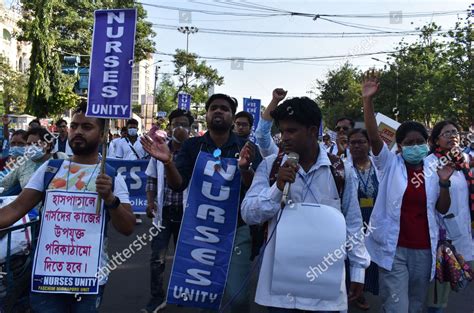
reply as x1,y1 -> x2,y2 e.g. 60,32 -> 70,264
355,163 -> 373,194
299,169 -> 319,202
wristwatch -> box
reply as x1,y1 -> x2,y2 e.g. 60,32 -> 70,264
104,196 -> 121,210
439,180 -> 451,188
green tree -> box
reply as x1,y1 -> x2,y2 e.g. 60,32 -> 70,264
442,18 -> 473,129
374,23 -> 453,127
17,0 -> 156,117
19,0 -> 155,65
0,56 -> 28,113
173,49 -> 224,115
19,0 -> 76,117
155,74 -> 179,115
312,63 -> 363,128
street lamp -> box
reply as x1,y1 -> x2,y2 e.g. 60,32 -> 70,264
372,57 -> 399,121
177,26 -> 198,88
153,60 -> 163,119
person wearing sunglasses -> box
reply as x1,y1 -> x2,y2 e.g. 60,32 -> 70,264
333,117 -> 355,158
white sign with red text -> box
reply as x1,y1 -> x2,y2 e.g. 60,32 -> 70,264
31,190 -> 105,294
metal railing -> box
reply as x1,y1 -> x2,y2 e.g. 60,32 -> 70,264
0,219 -> 40,313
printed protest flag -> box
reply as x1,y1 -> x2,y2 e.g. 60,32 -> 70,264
178,93 -> 192,112
243,97 -> 261,143
86,9 -> 137,119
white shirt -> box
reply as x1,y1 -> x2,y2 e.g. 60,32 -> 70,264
25,160 -> 130,284
145,157 -> 188,223
241,144 -> 370,311
365,144 -> 442,279
109,137 -> 147,160
53,137 -> 73,156
145,157 -> 165,223
425,153 -> 473,261
324,142 -> 337,155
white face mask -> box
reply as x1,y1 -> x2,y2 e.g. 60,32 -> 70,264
128,128 -> 138,136
172,127 -> 189,143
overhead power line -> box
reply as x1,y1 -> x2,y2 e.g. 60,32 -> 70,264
152,23 -> 450,38
154,50 -> 399,62
137,2 -> 468,20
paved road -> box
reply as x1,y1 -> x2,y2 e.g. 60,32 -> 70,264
101,219 -> 474,313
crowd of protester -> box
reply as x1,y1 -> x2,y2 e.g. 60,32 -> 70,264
0,73 -> 473,313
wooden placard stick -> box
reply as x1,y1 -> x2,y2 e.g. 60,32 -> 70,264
96,119 -> 110,215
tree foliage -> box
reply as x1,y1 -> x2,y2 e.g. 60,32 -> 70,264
173,49 -> 224,109
0,56 -> 28,113
312,20 -> 473,130
17,0 -> 156,117
312,63 -> 363,128
155,74 -> 179,115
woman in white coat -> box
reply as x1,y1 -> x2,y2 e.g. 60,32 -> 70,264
425,120 -> 473,312
362,71 -> 454,313
345,128 -> 381,310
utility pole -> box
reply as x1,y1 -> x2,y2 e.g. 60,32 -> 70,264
144,63 -> 149,131
177,26 -> 198,88
153,64 -> 159,119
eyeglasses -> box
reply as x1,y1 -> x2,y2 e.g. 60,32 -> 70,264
349,140 -> 368,146
440,130 -> 460,138
235,122 -> 250,128
335,126 -> 349,132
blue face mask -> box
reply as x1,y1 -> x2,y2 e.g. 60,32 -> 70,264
128,128 -> 138,137
9,146 -> 26,157
27,145 -> 46,161
402,144 -> 429,165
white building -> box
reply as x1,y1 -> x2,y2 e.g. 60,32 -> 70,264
0,1 -> 30,73
131,54 -> 155,131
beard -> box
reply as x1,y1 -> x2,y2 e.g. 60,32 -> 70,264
70,137 -> 100,156
207,116 -> 231,132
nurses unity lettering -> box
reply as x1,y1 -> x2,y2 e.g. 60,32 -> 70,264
89,11 -> 128,115
185,160 -> 236,287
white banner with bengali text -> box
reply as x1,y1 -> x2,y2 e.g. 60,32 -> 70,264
31,190 -> 105,294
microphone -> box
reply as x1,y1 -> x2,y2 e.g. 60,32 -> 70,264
282,152 -> 299,205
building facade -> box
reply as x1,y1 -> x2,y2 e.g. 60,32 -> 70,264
0,1 -> 30,74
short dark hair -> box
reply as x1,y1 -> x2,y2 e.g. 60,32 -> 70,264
270,97 -> 322,129
348,128 -> 370,143
12,129 -> 27,141
335,117 -> 355,128
26,127 -> 55,152
205,94 -> 238,114
55,119 -> 67,127
127,119 -> 139,126
235,111 -> 254,127
73,101 -> 106,131
429,120 -> 461,151
395,121 -> 428,144
120,127 -> 128,133
168,109 -> 194,126
29,119 -> 41,127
